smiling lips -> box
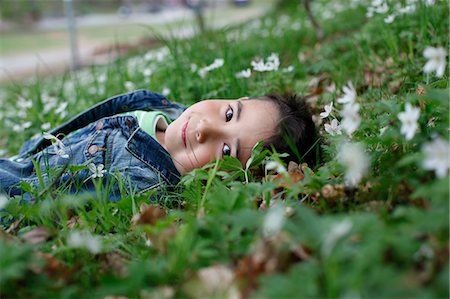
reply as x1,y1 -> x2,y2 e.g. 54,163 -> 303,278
182,121 -> 188,147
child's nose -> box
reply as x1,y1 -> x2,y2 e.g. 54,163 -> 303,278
196,119 -> 222,143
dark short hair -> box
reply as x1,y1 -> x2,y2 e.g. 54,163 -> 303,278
261,93 -> 320,167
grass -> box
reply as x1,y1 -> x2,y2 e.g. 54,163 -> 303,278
0,0 -> 448,298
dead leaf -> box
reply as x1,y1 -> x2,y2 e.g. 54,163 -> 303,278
21,226 -> 51,245
31,252 -> 75,282
67,216 -> 82,229
148,226 -> 177,254
272,161 -> 305,190
131,204 -> 166,226
140,286 -> 175,299
307,74 -> 331,96
416,85 -> 426,95
131,204 -> 176,254
234,233 -> 310,297
0,228 -> 15,242
321,184 -> 345,200
98,252 -> 128,277
184,265 -> 239,299
6,218 -> 22,234
389,79 -> 402,94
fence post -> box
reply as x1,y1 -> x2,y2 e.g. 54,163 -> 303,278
64,0 -> 81,70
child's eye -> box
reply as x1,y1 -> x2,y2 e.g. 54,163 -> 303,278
222,144 -> 231,156
225,106 -> 233,122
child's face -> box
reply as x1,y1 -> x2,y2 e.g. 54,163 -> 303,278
163,97 -> 279,175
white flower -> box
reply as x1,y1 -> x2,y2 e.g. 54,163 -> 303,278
422,137 -> 449,178
88,163 -> 105,179
162,87 -> 171,96
155,47 -> 169,62
265,160 -> 287,174
17,109 -> 27,119
291,22 -> 301,31
41,122 -> 51,131
398,4 -> 416,14
98,73 -> 107,83
144,47 -> 169,62
324,119 -> 342,136
262,204 -> 285,238
143,68 -> 153,77
338,142 -> 369,187
67,230 -> 102,254
197,265 -> 236,295
384,14 -> 396,24
0,194 -> 8,209
251,53 -> 280,72
17,96 -> 32,109
266,53 -> 280,70
322,219 -> 353,257
190,63 -> 198,72
210,58 -> 224,69
423,46 -> 447,78
371,0 -> 383,6
337,81 -> 357,104
398,103 -> 420,140
12,123 -> 24,132
42,93 -> 57,113
55,102 -> 68,119
379,126 -> 388,135
23,121 -> 32,129
282,65 -> 294,73
341,103 -> 361,136
144,51 -> 154,61
55,102 -> 68,114
375,2 -> 388,13
251,59 -> 266,72
320,102 -> 333,118
198,58 -> 224,77
124,81 -> 136,91
235,68 -> 252,78
43,132 -> 69,159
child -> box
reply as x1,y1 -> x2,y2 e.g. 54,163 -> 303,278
0,89 -> 317,201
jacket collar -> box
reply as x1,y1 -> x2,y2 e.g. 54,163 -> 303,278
125,126 -> 181,186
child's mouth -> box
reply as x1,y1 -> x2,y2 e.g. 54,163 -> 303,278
182,121 -> 188,147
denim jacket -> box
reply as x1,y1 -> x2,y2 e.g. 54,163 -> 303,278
0,89 -> 186,202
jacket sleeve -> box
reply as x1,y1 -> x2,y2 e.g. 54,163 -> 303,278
18,89 -> 186,157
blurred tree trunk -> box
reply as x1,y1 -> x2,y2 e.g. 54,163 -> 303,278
302,0 -> 324,40
276,0 -> 324,40
182,0 -> 206,33
194,4 -> 205,33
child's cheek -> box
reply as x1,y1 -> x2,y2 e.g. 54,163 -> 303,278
190,146 -> 216,169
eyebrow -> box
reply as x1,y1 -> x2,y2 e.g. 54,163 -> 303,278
236,100 -> 243,121
235,100 -> 243,160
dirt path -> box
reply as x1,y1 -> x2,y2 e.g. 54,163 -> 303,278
0,4 -> 272,84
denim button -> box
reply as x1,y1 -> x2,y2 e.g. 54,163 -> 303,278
96,121 -> 103,130
162,99 -> 168,105
121,105 -> 129,111
88,145 -> 98,155
126,119 -> 133,129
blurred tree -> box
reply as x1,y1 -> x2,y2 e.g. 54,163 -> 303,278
302,0 -> 323,40
182,0 -> 206,33
276,0 -> 323,40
